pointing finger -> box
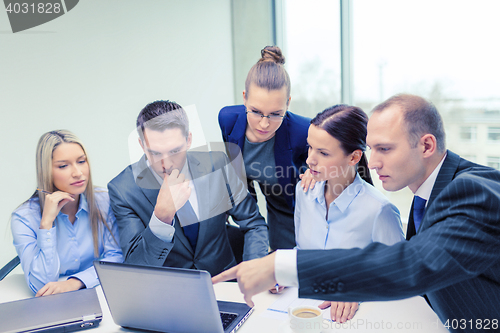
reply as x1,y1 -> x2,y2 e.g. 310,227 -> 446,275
212,266 -> 238,284
243,294 -> 254,308
318,301 -> 331,309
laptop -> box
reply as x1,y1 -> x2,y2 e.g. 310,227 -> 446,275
94,261 -> 253,333
0,288 -> 102,333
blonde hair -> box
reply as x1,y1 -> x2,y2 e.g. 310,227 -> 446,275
35,130 -> 113,257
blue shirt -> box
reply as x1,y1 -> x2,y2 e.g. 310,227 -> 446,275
294,174 -> 404,250
11,189 -> 123,293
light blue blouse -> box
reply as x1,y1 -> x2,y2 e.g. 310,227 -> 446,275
294,174 -> 404,250
11,189 -> 123,293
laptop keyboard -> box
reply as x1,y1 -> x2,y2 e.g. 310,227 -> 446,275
220,312 -> 238,330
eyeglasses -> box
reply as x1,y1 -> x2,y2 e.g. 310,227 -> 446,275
246,110 -> 285,122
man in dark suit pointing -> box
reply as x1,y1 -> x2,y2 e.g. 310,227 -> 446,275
213,94 -> 500,330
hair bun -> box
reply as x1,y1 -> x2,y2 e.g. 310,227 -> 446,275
259,46 -> 285,65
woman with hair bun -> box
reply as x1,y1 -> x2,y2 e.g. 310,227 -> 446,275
294,105 -> 404,323
219,46 -> 311,254
11,130 -> 123,296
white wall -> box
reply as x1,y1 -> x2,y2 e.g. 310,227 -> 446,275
0,0 -> 235,267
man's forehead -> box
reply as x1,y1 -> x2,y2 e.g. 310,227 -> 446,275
143,127 -> 186,149
367,106 -> 405,145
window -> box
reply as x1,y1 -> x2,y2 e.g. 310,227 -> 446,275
284,0 -> 341,118
487,157 -> 500,170
459,127 -> 477,142
281,0 -> 500,224
487,127 -> 500,142
350,0 -> 500,222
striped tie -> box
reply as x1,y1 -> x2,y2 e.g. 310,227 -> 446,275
413,196 -> 427,232
176,200 -> 199,250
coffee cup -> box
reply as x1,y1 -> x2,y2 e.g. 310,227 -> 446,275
288,305 -> 323,333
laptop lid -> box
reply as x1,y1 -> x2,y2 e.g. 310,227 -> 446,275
94,261 -> 252,333
0,288 -> 102,333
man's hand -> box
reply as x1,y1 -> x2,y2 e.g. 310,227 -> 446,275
269,284 -> 285,294
212,252 -> 277,307
154,169 -> 191,224
318,301 -> 359,323
35,278 -> 84,297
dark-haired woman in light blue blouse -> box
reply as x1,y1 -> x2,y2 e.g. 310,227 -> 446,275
295,105 -> 404,323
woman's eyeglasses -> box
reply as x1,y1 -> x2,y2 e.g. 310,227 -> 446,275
246,110 -> 285,122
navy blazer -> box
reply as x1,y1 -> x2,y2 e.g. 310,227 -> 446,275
107,151 -> 269,277
296,151 -> 500,330
218,105 -> 310,210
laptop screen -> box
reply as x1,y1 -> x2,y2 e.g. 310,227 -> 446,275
0,288 -> 102,333
94,261 -> 251,333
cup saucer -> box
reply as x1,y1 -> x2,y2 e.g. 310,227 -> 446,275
278,321 -> 293,333
278,321 -> 325,333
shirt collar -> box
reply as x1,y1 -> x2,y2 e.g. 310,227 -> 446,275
309,180 -> 326,205
414,152 -> 447,202
309,173 -> 364,213
58,193 -> 88,218
76,193 -> 88,215
146,158 -> 191,185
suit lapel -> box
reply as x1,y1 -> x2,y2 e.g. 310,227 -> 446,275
134,155 -> 160,209
428,150 -> 460,208
187,153 -> 211,254
418,150 -> 460,234
274,114 -> 294,210
227,110 -> 247,152
406,151 -> 460,239
135,154 -> 195,255
406,199 -> 417,240
188,153 -> 210,220
173,214 -> 194,255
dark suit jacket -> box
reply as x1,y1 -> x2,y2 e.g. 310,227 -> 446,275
219,105 -> 310,250
218,105 -> 310,211
108,151 -> 269,277
296,151 -> 500,330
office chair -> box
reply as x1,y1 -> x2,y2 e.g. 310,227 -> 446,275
0,256 -> 20,281
226,224 -> 244,264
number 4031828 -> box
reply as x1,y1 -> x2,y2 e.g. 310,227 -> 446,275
5,2 -> 61,14
443,319 -> 498,331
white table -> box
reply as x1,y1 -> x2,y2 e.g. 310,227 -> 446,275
0,271 -> 447,332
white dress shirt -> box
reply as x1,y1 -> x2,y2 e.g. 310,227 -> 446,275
414,153 -> 447,204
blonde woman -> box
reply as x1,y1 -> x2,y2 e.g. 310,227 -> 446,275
11,130 -> 122,296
